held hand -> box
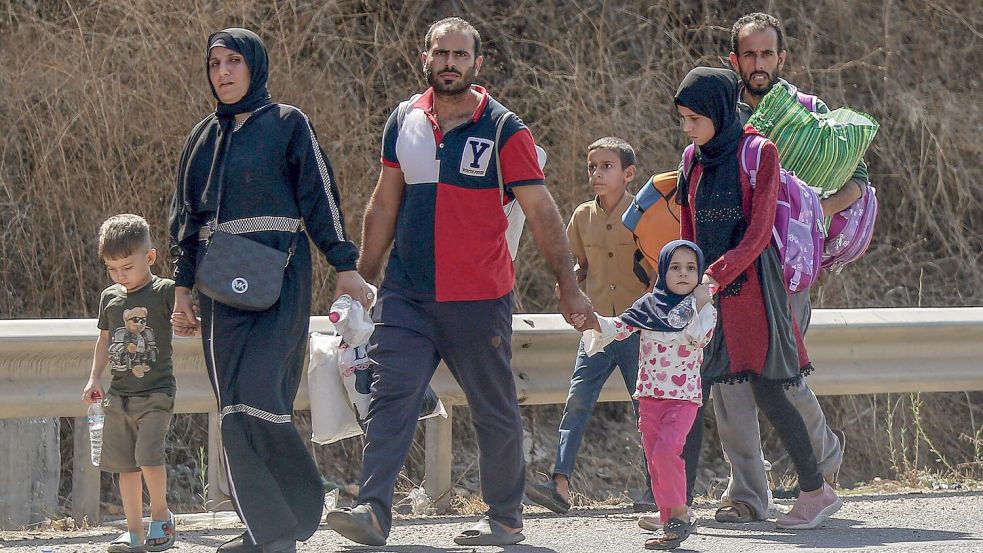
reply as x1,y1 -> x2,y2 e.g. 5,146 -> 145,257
82,380 -> 104,404
171,311 -> 201,337
172,286 -> 199,337
578,311 -> 601,332
557,285 -> 593,331
335,270 -> 375,309
701,274 -> 720,296
692,284 -> 711,309
570,312 -> 587,328
820,197 -> 831,218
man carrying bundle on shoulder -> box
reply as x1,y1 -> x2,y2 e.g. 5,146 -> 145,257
680,12 -> 873,525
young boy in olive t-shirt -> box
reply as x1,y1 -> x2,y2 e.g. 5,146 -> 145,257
82,214 -> 187,553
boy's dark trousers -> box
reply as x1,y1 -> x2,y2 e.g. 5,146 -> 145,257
356,288 -> 525,536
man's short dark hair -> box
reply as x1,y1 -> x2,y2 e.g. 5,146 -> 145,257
731,13 -> 786,55
98,214 -> 153,260
424,17 -> 482,58
587,137 -> 636,169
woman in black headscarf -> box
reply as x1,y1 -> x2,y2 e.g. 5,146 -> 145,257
672,67 -> 841,530
168,28 -> 372,553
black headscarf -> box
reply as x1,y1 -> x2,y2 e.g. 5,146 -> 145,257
674,67 -> 747,295
206,28 -> 272,117
170,28 -> 273,245
621,240 -> 705,332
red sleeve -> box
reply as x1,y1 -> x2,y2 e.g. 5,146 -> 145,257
705,141 -> 780,287
500,128 -> 545,188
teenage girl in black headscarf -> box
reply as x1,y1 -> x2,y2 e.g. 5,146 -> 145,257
168,28 -> 372,553
673,67 -> 842,530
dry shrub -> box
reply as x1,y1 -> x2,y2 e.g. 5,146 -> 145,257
3,0 -> 981,505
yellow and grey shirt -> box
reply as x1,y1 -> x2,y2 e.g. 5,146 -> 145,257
567,192 -> 647,316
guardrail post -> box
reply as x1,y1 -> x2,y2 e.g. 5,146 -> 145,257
424,406 -> 453,513
205,411 -> 233,511
72,416 -> 101,525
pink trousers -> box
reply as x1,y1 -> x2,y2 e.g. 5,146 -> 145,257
638,397 -> 699,523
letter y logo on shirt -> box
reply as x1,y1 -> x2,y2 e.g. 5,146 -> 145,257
460,138 -> 494,177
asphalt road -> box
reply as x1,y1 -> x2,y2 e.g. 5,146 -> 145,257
2,490 -> 981,552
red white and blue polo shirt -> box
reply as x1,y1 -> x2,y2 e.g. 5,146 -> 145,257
381,85 -> 545,302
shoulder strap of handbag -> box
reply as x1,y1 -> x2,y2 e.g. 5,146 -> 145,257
210,108 -> 300,256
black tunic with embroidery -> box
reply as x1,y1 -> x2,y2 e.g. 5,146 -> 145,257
169,102 -> 357,545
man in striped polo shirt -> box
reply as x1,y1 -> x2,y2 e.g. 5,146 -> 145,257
327,16 -> 593,547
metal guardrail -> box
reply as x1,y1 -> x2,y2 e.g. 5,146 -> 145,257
2,308 -> 983,522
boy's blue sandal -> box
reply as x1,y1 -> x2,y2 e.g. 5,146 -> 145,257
107,532 -> 147,553
145,512 -> 176,552
525,480 -> 571,514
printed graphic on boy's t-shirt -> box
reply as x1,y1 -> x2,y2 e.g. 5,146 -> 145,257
108,306 -> 158,378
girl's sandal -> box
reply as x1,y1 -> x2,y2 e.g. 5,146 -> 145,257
145,512 -> 176,552
644,518 -> 695,550
107,532 -> 147,553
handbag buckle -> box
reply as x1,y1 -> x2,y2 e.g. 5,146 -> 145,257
202,219 -> 217,242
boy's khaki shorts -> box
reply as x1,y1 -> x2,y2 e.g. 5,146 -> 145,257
100,391 -> 174,473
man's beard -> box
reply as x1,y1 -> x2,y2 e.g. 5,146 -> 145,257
743,68 -> 781,97
425,60 -> 475,96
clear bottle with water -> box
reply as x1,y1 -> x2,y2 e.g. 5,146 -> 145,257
88,395 -> 105,467
667,295 -> 697,328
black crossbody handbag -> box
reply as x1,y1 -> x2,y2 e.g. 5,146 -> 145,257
195,174 -> 300,312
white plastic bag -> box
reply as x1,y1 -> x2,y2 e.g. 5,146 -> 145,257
331,293 -> 377,420
311,290 -> 447,445
338,342 -> 373,420
308,332 -> 362,444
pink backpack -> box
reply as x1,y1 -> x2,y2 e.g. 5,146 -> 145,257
793,87 -> 878,271
822,186 -> 877,272
684,134 -> 824,293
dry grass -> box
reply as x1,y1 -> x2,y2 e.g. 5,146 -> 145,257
2,0 -> 981,511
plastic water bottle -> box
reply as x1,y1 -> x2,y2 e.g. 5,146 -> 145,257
88,395 -> 105,467
328,294 -> 353,324
667,295 -> 697,328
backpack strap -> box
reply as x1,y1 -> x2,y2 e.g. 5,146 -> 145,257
739,134 -> 766,189
395,93 -> 423,130
494,110 -> 516,204
632,248 -> 651,287
682,144 -> 696,176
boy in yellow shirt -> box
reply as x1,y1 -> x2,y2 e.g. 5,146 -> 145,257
526,137 -> 655,513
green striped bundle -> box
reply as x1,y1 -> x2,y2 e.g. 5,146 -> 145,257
746,86 -> 879,198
